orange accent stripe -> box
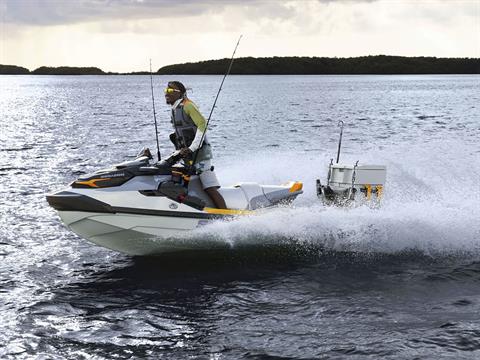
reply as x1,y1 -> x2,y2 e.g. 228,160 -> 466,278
289,181 -> 303,193
75,178 -> 111,188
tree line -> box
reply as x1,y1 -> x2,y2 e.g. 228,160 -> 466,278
0,65 -> 106,75
2,56 -> 479,75
0,65 -> 151,75
157,56 -> 480,75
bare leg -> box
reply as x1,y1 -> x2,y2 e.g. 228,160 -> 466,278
205,187 -> 227,209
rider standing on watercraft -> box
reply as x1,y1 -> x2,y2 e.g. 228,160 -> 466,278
164,81 -> 227,209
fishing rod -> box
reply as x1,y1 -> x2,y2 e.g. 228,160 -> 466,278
191,35 -> 242,166
336,120 -> 344,163
149,59 -> 161,161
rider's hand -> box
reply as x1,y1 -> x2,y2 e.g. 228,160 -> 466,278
179,147 -> 192,158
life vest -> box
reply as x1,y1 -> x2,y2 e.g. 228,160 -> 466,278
170,100 -> 213,164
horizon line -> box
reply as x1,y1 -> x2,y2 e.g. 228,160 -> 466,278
2,54 -> 480,74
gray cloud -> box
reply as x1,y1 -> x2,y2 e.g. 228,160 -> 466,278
2,0 -> 379,26
3,0 -> 231,26
1,0 -> 300,26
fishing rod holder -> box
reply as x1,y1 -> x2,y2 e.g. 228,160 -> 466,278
336,120 -> 344,163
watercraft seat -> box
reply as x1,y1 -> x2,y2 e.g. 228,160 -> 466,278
217,187 -> 249,210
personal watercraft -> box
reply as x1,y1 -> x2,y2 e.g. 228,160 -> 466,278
47,150 -> 303,256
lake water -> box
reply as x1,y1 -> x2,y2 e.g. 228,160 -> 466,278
1,74 -> 479,359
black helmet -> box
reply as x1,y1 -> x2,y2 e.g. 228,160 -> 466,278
167,81 -> 186,95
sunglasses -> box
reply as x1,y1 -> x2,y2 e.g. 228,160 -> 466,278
164,88 -> 181,94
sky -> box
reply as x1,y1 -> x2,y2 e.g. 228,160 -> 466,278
1,0 -> 479,72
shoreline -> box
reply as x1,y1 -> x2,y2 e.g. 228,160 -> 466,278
2,56 -> 479,75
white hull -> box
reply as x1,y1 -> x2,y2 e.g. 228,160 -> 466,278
47,155 -> 303,256
59,210 -> 228,256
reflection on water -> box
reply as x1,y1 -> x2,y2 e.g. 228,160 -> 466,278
10,247 -> 480,358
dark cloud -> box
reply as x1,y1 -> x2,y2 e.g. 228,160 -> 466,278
2,0 -> 234,26
8,0 -> 214,25
2,0 -> 379,26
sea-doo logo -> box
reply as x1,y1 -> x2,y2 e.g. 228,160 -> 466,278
169,203 -> 178,209
101,172 -> 125,179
